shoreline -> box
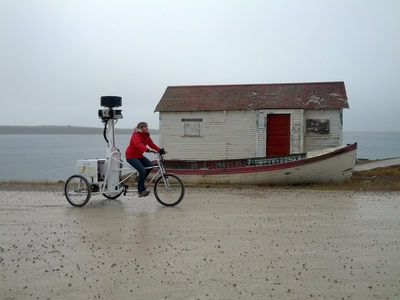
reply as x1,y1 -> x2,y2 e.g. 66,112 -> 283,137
0,125 -> 159,135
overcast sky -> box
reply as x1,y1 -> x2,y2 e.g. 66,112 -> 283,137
1,0 -> 399,131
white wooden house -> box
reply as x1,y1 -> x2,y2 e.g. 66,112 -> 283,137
154,82 -> 349,160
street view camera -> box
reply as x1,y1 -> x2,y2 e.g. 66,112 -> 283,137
98,96 -> 123,120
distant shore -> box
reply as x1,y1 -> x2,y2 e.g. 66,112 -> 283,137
0,125 -> 159,135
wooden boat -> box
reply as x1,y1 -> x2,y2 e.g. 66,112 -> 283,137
163,143 -> 357,185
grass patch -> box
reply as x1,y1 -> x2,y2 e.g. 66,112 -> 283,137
0,180 -> 64,192
285,165 -> 400,191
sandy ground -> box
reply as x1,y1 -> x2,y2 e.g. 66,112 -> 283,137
1,188 -> 399,300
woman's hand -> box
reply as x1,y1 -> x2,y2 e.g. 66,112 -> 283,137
158,148 -> 168,155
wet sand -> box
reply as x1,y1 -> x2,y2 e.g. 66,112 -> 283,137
1,188 -> 399,299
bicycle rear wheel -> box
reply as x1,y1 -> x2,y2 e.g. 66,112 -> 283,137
65,175 -> 91,207
154,173 -> 185,207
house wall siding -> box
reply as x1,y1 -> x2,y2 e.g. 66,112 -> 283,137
291,110 -> 303,154
304,109 -> 343,151
256,111 -> 266,157
159,108 -> 344,159
159,111 -> 257,160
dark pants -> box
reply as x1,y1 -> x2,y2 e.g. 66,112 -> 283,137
127,157 -> 154,193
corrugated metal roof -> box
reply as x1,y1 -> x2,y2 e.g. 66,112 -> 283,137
154,81 -> 349,112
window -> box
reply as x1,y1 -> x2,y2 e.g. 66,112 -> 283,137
306,119 -> 330,134
182,118 -> 202,137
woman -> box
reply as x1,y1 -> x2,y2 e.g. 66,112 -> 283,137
125,122 -> 164,197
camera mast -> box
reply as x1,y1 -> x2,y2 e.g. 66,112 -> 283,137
98,96 -> 123,189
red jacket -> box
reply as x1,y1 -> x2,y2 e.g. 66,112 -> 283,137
125,129 -> 160,159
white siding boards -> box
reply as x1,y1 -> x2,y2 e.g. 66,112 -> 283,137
304,109 -> 343,151
159,108 -> 344,160
159,111 -> 257,160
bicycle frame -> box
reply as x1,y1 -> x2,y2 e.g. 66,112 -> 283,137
92,148 -> 168,196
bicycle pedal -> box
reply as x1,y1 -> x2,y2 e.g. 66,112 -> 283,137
123,185 -> 128,196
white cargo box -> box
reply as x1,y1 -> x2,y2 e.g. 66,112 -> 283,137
77,159 -> 106,183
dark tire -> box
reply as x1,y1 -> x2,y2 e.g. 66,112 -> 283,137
154,173 -> 185,207
65,175 -> 91,207
102,191 -> 123,200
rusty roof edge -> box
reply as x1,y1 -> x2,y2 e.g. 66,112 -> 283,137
166,81 -> 345,89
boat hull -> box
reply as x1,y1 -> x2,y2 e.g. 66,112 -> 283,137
163,143 -> 357,185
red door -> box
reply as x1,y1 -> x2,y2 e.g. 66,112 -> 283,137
266,114 -> 290,156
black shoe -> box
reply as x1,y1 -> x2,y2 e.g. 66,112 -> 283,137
138,190 -> 150,198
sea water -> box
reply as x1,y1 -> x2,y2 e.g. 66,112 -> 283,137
0,132 -> 399,181
343,131 -> 400,160
0,134 -> 136,182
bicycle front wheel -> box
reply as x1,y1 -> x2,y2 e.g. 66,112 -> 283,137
154,173 -> 185,207
65,175 -> 91,207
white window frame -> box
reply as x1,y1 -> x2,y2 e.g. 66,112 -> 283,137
182,118 -> 203,137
